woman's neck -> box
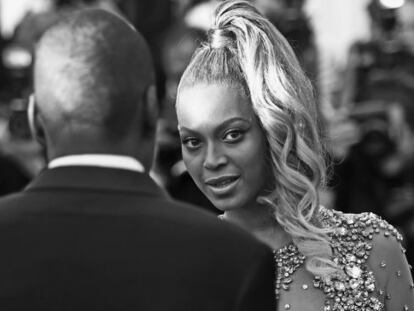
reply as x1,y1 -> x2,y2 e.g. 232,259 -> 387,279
222,203 -> 292,251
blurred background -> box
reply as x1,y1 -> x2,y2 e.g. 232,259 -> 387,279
1,0 -> 414,265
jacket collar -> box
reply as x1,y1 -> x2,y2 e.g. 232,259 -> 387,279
25,166 -> 167,198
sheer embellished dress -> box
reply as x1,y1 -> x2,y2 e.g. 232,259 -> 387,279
274,206 -> 414,311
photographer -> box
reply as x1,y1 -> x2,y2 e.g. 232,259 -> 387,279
330,0 -> 414,267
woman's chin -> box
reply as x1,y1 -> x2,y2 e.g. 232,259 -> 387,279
207,195 -> 245,213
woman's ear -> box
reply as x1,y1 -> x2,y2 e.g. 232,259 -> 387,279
27,94 -> 46,146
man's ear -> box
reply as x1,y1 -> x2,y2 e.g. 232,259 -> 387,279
27,94 -> 46,146
141,85 -> 159,137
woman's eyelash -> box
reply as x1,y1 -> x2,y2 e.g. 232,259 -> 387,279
181,136 -> 196,143
180,136 -> 202,149
221,130 -> 245,143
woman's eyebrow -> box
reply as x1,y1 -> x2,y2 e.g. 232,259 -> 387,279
179,117 -> 251,134
216,117 -> 251,132
220,117 -> 251,127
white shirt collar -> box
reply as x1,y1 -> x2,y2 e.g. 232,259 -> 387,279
48,154 -> 145,173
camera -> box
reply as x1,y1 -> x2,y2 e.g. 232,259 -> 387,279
349,101 -> 402,159
7,98 -> 31,140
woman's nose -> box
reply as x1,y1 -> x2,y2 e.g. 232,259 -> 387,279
203,144 -> 228,170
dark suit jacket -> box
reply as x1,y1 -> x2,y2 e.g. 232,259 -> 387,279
0,166 -> 275,310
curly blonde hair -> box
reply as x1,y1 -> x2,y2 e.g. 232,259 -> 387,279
177,0 -> 339,278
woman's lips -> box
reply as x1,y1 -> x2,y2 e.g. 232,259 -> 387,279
204,175 -> 240,195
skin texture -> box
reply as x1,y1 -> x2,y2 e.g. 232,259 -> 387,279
176,83 -> 269,213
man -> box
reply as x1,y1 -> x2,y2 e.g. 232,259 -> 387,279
0,9 -> 275,310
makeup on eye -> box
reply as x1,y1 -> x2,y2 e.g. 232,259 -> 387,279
179,118 -> 251,142
181,136 -> 202,151
222,128 -> 245,143
180,125 -> 248,149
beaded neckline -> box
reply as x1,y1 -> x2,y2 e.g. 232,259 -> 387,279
273,242 -> 305,300
272,207 -> 407,311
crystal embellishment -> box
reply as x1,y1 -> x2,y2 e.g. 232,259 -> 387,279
337,227 -> 347,236
345,264 -> 362,278
334,281 -> 345,291
350,278 -> 362,289
271,207 -> 403,311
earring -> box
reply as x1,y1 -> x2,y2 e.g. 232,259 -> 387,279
297,119 -> 306,134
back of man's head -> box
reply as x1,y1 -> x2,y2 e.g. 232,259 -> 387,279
33,9 -> 156,160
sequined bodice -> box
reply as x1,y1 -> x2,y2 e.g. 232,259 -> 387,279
274,207 -> 406,311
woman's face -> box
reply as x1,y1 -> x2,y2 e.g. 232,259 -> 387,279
176,83 -> 269,212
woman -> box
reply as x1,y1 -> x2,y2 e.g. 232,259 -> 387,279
175,0 -> 414,310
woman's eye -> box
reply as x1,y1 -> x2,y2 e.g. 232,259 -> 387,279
181,137 -> 201,150
223,130 -> 243,142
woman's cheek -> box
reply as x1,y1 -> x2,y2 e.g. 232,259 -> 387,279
183,154 -> 202,179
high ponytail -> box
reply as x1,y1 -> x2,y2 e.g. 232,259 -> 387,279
178,0 -> 340,279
